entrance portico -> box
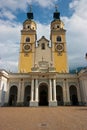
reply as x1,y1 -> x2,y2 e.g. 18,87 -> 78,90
30,77 -> 57,107
0,70 -> 83,107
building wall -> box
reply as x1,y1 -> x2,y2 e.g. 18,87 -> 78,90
0,71 -> 8,106
0,70 -> 86,107
35,37 -> 52,67
79,69 -> 87,105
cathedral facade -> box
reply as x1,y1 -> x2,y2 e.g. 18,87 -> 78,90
0,8 -> 87,107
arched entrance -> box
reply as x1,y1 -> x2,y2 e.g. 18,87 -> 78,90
56,85 -> 63,105
69,85 -> 78,106
24,85 -> 31,106
39,83 -> 48,106
9,86 -> 18,106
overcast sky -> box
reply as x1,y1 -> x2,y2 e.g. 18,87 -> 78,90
0,0 -> 87,72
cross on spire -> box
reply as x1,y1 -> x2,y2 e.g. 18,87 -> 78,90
55,4 -> 58,12
27,4 -> 33,19
53,4 -> 60,20
29,4 -> 32,12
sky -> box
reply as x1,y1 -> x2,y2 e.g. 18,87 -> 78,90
0,0 -> 87,72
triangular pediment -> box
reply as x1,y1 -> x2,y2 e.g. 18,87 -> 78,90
37,36 -> 49,43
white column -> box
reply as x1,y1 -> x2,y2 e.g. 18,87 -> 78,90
83,80 -> 87,105
21,81 -> 24,103
77,84 -> 81,104
17,81 -> 21,103
53,79 -> 57,101
31,79 -> 34,101
66,81 -> 70,104
81,80 -> 87,104
5,82 -> 10,104
35,79 -> 38,102
63,80 -> 67,105
49,79 -> 52,101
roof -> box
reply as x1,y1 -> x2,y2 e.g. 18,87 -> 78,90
37,36 -> 49,42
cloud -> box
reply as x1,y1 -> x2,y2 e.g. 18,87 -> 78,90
0,0 -> 28,11
69,0 -> 87,19
33,0 -> 58,8
0,0 -> 58,21
0,9 -> 16,20
0,42 -> 19,72
0,20 -> 21,42
63,0 -> 87,69
0,19 -> 22,72
69,0 -> 79,9
37,22 -> 50,40
0,0 -> 58,11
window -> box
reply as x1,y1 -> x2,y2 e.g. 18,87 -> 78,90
27,25 -> 30,29
41,43 -> 45,50
26,37 -> 30,42
57,25 -> 59,28
57,36 -> 61,42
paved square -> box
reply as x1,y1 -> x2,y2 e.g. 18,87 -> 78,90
0,107 -> 87,130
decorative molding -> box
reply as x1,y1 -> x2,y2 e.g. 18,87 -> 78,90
9,82 -> 19,87
68,82 -> 78,87
24,82 -> 31,87
56,82 -> 63,86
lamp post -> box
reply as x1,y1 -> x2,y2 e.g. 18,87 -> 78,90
85,53 -> 87,60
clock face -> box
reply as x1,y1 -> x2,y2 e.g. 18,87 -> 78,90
56,44 -> 64,52
23,44 -> 31,52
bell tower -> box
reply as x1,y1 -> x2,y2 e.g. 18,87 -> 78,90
50,6 -> 69,73
18,6 -> 37,73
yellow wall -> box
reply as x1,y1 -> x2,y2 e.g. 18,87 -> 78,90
18,34 -> 35,73
18,52 -> 32,72
20,34 -> 36,44
53,52 -> 68,73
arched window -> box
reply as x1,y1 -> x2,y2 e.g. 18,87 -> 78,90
57,36 -> 61,42
57,25 -> 60,28
41,43 -> 45,50
27,25 -> 30,29
26,37 -> 30,42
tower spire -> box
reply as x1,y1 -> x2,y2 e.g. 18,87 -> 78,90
53,4 -> 60,20
27,4 -> 34,19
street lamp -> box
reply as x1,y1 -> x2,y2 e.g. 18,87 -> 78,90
85,53 -> 87,60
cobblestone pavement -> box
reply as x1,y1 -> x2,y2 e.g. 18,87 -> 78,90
0,107 -> 87,130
